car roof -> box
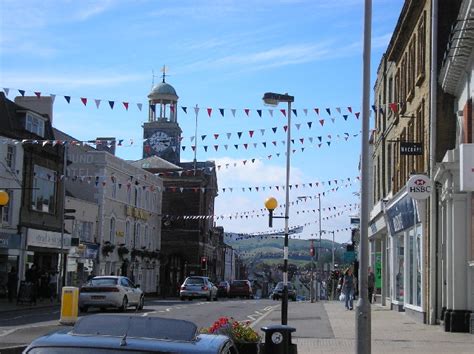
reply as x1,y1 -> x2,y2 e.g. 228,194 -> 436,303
25,315 -> 233,353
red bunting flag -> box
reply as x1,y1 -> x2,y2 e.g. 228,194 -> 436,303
207,108 -> 212,117
244,109 -> 250,116
314,108 -> 319,115
319,119 -> 325,126
214,134 -> 219,140
123,102 -> 129,110
389,103 -> 398,113
34,92 -> 41,98
348,106 -> 353,113
280,109 -> 286,117
283,125 -> 288,132
249,130 -> 254,138
81,97 -> 87,106
355,112 -> 360,119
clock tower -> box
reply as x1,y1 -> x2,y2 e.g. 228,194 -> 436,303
143,74 -> 182,164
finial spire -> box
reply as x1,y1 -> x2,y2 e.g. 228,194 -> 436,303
161,65 -> 167,83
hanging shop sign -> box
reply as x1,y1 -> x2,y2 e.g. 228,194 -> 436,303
385,194 -> 416,235
400,142 -> 423,155
406,174 -> 431,200
0,232 -> 21,249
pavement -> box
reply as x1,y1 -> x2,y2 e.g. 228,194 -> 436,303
0,298 -> 59,314
255,300 -> 474,354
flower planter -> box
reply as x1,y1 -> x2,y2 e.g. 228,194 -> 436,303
235,342 -> 262,354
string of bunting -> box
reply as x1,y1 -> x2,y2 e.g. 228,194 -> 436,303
3,87 -> 363,119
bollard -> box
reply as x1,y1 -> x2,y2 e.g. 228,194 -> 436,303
261,325 -> 297,354
59,286 -> 79,325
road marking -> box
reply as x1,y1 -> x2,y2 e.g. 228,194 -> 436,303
250,305 -> 280,329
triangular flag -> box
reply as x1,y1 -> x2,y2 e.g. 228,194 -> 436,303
283,125 -> 288,132
268,109 -> 273,117
343,114 -> 348,120
260,129 -> 265,136
257,109 -> 262,117
207,108 -> 212,117
181,106 -> 187,113
295,123 -> 301,130
314,108 -> 319,115
319,119 -> 325,126
307,121 -> 313,129
81,97 -> 87,106
137,103 -> 142,111
303,108 -> 308,116
201,135 -> 207,141
3,88 -> 9,96
226,133 -> 232,139
123,102 -> 129,110
249,130 -> 254,138
272,127 -> 277,133
214,134 -> 219,140
244,109 -> 250,116
18,90 -> 25,97
237,132 -> 242,139
94,99 -> 101,108
326,108 -> 331,115
34,92 -> 41,98
231,109 -> 236,117
336,107 -> 341,114
280,109 -> 286,117
355,112 -> 360,119
389,103 -> 398,113
219,108 -> 224,117
292,109 -> 297,117
348,106 -> 353,113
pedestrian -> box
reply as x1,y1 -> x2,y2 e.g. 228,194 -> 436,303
342,267 -> 355,310
368,267 -> 375,304
49,270 -> 58,302
7,267 -> 18,303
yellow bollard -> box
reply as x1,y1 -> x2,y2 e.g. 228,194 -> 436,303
60,286 -> 79,325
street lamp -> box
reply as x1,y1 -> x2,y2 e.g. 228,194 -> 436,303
263,91 -> 294,326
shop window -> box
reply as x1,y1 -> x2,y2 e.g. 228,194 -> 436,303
31,165 -> 56,214
394,235 -> 404,302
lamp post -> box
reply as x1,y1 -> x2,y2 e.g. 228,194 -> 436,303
263,92 -> 294,325
357,1 -> 372,353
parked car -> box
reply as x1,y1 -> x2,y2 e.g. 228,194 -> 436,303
79,276 -> 144,312
180,276 -> 218,301
217,281 -> 230,297
272,282 -> 297,301
24,314 -> 237,353
228,280 -> 253,299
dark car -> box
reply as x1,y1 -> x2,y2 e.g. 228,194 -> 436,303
272,282 -> 297,301
228,280 -> 253,299
217,281 -> 230,297
23,314 -> 237,354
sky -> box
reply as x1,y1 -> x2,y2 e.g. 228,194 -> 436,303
0,0 -> 404,244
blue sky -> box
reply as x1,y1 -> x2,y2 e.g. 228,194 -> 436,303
0,0 -> 404,244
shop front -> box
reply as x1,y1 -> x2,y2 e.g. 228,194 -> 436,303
26,228 -> 71,274
385,192 -> 425,322
368,204 -> 388,306
0,232 -> 22,297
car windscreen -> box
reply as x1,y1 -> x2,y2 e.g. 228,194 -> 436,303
90,278 -> 118,286
185,278 -> 205,285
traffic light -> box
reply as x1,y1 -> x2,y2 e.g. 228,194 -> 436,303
64,208 -> 76,220
200,256 -> 207,271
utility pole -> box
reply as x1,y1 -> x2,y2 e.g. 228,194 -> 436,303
356,1 -> 372,353
317,193 -> 322,301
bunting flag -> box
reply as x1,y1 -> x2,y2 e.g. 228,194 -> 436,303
3,87 -> 366,118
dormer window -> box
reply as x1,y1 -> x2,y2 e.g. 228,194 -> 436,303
25,112 -> 45,137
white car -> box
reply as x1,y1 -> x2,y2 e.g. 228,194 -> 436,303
79,276 -> 144,312
179,276 -> 218,301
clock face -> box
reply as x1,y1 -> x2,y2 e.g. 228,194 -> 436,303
149,131 -> 171,152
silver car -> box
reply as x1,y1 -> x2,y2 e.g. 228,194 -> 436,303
180,276 -> 218,301
79,276 -> 144,312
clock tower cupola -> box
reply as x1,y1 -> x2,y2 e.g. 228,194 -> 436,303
143,69 -> 182,164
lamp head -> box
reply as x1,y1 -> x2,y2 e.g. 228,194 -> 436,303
262,92 -> 294,106
264,196 -> 278,211
0,190 -> 9,206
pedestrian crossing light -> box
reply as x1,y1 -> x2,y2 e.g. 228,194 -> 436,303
200,256 -> 207,271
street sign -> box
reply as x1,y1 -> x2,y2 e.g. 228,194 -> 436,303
400,142 -> 423,155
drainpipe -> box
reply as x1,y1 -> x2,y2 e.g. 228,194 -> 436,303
429,0 -> 438,325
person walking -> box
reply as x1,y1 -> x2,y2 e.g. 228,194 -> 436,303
342,267 -> 355,310
7,267 -> 18,303
368,267 -> 375,303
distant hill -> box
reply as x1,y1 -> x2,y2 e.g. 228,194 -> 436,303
224,232 -> 346,267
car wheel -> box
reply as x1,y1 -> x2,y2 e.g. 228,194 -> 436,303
180,297 -> 185,301
79,306 -> 88,313
188,298 -> 192,301
120,296 -> 128,312
137,296 -> 144,310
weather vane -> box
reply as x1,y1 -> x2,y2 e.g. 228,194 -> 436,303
151,65 -> 168,88
161,65 -> 167,83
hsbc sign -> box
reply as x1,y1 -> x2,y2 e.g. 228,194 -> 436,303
407,174 -> 432,200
